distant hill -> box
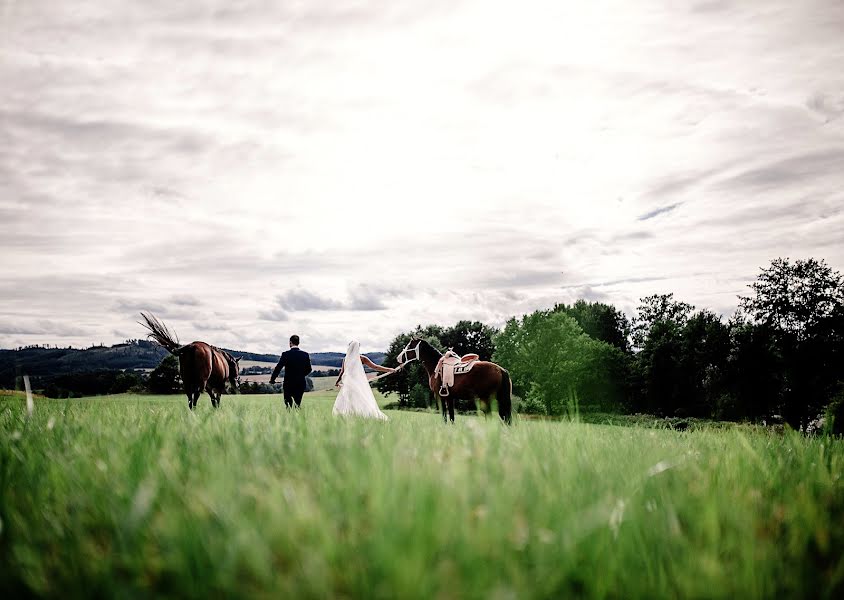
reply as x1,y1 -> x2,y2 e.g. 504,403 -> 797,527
0,341 -> 385,389
222,350 -> 385,367
0,340 -> 168,387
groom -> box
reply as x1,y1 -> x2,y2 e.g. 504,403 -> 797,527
269,335 -> 312,408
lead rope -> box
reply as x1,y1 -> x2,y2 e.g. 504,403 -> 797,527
367,359 -> 411,384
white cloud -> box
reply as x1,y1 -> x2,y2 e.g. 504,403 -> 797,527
1,0 -> 843,352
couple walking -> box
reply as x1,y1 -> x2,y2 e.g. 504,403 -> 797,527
269,335 -> 395,419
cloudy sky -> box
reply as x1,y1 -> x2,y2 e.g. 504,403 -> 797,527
1,0 -> 843,353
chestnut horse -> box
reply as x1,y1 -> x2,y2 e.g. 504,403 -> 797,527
398,338 -> 512,424
139,312 -> 240,410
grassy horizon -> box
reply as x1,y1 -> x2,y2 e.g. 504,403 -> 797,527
1,392 -> 842,598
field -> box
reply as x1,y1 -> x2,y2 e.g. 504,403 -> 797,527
1,391 -> 842,598
238,360 -> 341,388
238,361 -> 378,392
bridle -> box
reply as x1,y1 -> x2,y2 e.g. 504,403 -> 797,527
396,339 -> 421,365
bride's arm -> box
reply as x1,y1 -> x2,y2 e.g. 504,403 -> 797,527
334,363 -> 344,387
361,355 -> 396,373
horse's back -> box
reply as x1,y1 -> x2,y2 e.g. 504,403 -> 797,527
179,342 -> 214,387
441,360 -> 504,398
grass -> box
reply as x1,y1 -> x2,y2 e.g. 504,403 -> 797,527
1,391 -> 842,598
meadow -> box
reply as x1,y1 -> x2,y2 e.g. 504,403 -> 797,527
1,390 -> 842,598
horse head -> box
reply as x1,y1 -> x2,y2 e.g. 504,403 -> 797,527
397,338 -> 423,364
398,337 -> 442,367
225,353 -> 241,392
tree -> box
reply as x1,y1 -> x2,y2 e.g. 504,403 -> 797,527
494,311 -> 627,415
439,321 -> 498,360
148,355 -> 182,394
631,293 -> 694,350
725,318 -> 783,421
633,320 -> 683,416
740,258 -> 844,340
677,310 -> 731,417
553,300 -> 631,353
630,295 -> 731,417
738,258 -> 844,429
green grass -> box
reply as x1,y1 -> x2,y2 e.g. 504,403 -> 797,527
1,391 -> 842,598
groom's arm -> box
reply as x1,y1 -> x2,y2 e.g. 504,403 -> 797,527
304,354 -> 312,376
269,353 -> 286,384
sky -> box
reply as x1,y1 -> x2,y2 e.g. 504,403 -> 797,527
1,0 -> 843,354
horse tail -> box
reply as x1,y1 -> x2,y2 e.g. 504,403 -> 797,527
138,312 -> 182,354
498,368 -> 512,424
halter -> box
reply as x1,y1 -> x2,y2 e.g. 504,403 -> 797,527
396,339 -> 421,365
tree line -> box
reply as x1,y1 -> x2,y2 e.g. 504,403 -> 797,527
377,258 -> 844,433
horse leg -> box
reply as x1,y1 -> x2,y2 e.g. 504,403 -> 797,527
439,395 -> 448,423
498,371 -> 512,425
448,397 -> 455,423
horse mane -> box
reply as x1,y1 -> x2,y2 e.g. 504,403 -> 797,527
138,312 -> 181,353
417,338 -> 442,357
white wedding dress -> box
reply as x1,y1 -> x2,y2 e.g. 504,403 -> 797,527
332,341 -> 388,420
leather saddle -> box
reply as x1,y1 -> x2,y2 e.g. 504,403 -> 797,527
435,350 -> 480,396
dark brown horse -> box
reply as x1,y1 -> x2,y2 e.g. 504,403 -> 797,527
399,338 -> 512,424
139,312 -> 240,410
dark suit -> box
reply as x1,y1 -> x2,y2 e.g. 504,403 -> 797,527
270,347 -> 312,407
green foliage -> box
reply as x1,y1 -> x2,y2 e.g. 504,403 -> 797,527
408,383 -> 432,408
494,311 -> 627,415
553,299 -> 632,353
738,257 -> 844,428
310,369 -> 341,378
517,392 -> 547,415
739,257 -> 844,340
1,394 -> 843,597
824,387 -> 844,436
439,320 -> 498,360
41,370 -> 144,398
147,355 -> 181,394
0,340 -> 167,388
631,293 -> 694,350
722,319 -> 781,420
633,308 -> 731,417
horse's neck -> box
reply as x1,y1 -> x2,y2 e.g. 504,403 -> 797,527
418,344 -> 441,375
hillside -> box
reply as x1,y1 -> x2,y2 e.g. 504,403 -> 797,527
0,341 -> 385,388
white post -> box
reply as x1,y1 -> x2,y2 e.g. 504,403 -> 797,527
24,375 -> 34,418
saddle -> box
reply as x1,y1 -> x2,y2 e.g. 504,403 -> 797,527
435,350 -> 480,396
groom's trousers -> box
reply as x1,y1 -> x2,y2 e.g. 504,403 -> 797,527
283,384 -> 305,408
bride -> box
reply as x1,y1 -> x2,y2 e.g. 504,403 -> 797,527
333,340 -> 395,420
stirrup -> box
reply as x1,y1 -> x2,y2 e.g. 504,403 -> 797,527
439,386 -> 449,397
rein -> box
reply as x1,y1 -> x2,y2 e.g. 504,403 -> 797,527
367,360 -> 410,384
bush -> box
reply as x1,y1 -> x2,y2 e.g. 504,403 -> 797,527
148,355 -> 181,394
517,393 -> 547,415
824,388 -> 844,436
408,383 -> 431,409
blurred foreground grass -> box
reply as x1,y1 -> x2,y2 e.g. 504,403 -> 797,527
1,391 -> 842,598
